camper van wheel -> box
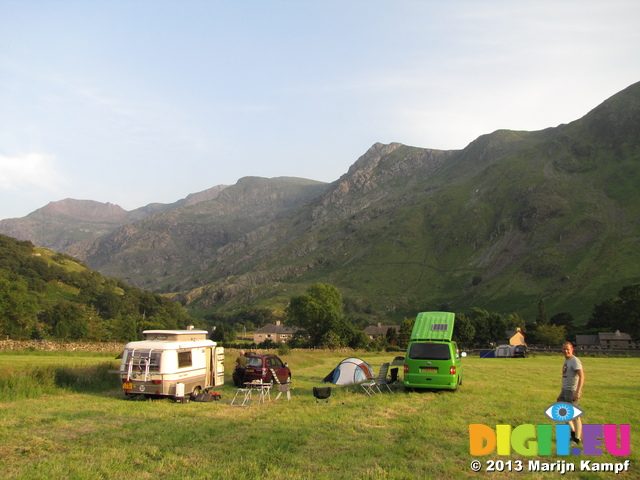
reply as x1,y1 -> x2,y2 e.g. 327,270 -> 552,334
191,386 -> 202,399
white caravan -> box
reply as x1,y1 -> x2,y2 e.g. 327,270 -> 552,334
118,329 -> 225,399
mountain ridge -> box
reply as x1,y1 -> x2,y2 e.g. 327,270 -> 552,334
2,81 -> 639,322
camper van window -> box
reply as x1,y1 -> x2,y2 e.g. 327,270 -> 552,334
178,351 -> 192,368
126,351 -> 161,372
147,352 -> 161,371
408,343 -> 451,361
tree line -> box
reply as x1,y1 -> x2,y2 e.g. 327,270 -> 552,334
277,283 -> 640,350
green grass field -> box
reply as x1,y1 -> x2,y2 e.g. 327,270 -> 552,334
0,350 -> 638,479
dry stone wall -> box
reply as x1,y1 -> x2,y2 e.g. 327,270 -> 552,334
0,339 -> 125,353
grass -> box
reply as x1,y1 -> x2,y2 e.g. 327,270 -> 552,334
0,350 -> 638,479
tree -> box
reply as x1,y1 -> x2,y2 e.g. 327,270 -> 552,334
44,301 -> 88,340
285,283 -> 350,347
536,299 -> 548,326
505,312 -> 526,331
468,308 -> 490,347
398,317 -> 415,349
588,284 -> 640,341
617,284 -> 640,341
0,276 -> 39,340
210,324 -> 238,344
487,312 -> 507,345
550,312 -> 575,338
349,330 -> 370,349
385,327 -> 399,346
535,324 -> 566,346
452,313 -> 475,348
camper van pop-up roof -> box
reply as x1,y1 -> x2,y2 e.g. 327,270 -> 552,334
409,312 -> 455,341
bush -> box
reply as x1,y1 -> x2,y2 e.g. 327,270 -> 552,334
277,343 -> 291,356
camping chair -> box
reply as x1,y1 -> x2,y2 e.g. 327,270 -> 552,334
360,362 -> 391,396
361,362 -> 390,395
313,386 -> 331,405
377,367 -> 399,392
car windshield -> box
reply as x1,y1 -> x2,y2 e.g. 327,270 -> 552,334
247,357 -> 263,367
408,343 -> 451,360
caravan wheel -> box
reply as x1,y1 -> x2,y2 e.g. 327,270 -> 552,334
191,386 -> 202,399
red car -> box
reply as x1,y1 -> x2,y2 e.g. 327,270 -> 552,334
235,354 -> 291,385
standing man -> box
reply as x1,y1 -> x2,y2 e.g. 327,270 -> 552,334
558,341 -> 585,444
234,350 -> 248,387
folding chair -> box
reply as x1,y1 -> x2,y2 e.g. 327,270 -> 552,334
360,380 -> 380,396
276,383 -> 292,401
377,367 -> 399,392
313,386 -> 331,405
361,362 -> 389,395
271,368 -> 293,401
230,387 -> 252,406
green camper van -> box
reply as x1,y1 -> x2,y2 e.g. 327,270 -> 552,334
403,312 -> 465,391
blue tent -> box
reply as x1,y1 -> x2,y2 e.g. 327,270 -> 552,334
323,357 -> 374,385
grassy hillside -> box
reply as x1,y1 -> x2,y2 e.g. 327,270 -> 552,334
0,235 -> 194,341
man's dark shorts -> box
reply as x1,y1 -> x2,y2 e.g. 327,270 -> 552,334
557,389 -> 580,407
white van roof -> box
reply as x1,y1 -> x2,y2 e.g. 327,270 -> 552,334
143,329 -> 209,335
124,338 -> 216,350
123,330 -> 215,350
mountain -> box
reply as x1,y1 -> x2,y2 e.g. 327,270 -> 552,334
75,177 -> 330,291
0,185 -> 229,254
2,81 -> 639,322
175,81 -> 640,321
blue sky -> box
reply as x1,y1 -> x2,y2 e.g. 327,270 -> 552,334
1,1 -> 639,220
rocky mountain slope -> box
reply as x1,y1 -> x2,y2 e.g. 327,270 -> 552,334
2,81 -> 639,322
0,185 -> 229,253
74,177 -> 330,291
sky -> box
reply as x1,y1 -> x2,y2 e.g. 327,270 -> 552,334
1,1 -> 639,220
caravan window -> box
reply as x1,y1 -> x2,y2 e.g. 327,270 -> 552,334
408,343 -> 451,360
178,351 -> 192,368
125,350 -> 161,372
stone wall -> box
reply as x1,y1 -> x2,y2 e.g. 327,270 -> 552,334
0,339 -> 125,354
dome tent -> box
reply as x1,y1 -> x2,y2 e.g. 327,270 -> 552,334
323,357 -> 375,385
